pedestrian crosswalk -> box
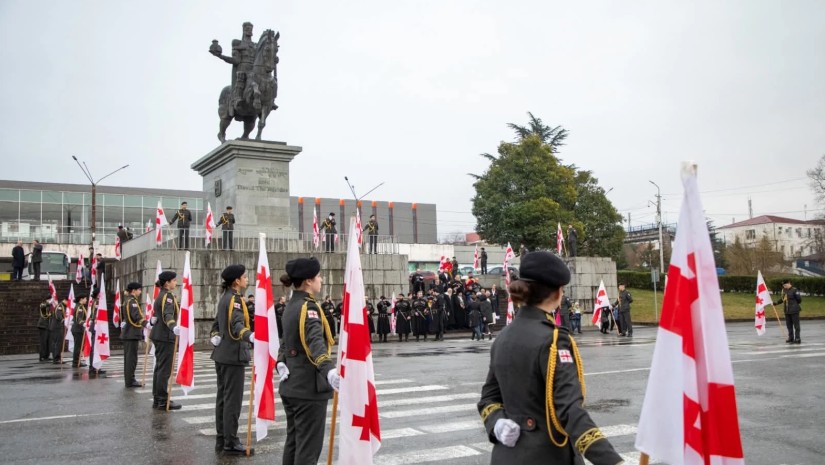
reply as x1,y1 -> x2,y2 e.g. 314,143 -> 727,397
96,350 -> 655,465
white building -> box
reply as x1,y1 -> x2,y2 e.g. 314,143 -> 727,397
718,215 -> 825,259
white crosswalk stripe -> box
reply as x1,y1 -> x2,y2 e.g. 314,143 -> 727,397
101,351 -> 650,464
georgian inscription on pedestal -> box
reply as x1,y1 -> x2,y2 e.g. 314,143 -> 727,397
236,166 -> 289,194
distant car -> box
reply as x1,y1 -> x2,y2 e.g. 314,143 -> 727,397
485,265 -> 519,279
457,264 -> 479,276
23,251 -> 71,280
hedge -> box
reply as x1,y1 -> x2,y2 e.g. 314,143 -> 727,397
617,270 -> 825,296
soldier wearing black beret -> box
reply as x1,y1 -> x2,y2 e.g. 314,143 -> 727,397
478,251 -> 622,464
210,264 -> 255,455
71,294 -> 89,367
149,270 -> 181,410
321,212 -> 336,253
277,257 -> 339,465
121,282 -> 146,388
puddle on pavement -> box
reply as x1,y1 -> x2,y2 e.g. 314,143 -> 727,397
585,398 -> 630,412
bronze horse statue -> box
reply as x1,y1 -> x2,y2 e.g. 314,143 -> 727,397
216,29 -> 279,142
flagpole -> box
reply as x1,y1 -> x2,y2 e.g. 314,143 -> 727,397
166,335 -> 179,412
141,341 -> 152,386
61,324 -> 68,370
244,356 -> 255,456
768,301 -> 785,335
639,452 -> 650,465
326,391 -> 339,465
78,330 -> 86,368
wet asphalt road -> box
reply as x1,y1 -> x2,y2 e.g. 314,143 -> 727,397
0,321 -> 822,465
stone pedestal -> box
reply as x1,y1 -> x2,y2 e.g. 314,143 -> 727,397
191,140 -> 303,235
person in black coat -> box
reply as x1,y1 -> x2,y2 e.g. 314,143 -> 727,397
30,240 -> 43,281
394,294 -> 412,342
775,279 -> 803,344
479,293 -> 494,341
72,295 -> 88,367
366,299 -> 376,339
11,241 -> 25,281
210,265 -> 255,455
49,298 -> 66,364
36,298 -> 51,361
468,296 -> 483,341
275,296 -> 286,339
149,271 -> 181,410
478,251 -> 621,464
411,291 -> 429,341
376,296 -> 391,342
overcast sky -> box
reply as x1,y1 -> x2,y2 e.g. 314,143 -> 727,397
1,1 -> 823,238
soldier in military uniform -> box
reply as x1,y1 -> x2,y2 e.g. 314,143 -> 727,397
366,298 -> 376,341
277,257 -> 340,465
321,212 -> 336,253
210,265 -> 255,455
478,251 -> 622,464
37,298 -> 51,361
558,294 -> 572,332
320,296 -> 337,339
86,289 -> 106,375
275,296 -> 286,339
121,282 -> 147,388
616,283 -> 633,337
363,214 -> 379,254
411,291 -> 429,341
50,297 -> 67,364
246,294 -> 256,332
376,296 -> 391,343
216,206 -> 236,250
72,295 -> 88,367
394,293 -> 411,342
774,279 -> 802,344
431,292 -> 447,341
169,202 -> 193,250
149,271 -> 182,410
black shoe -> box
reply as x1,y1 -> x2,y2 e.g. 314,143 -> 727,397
215,438 -> 225,452
223,443 -> 254,456
52,359 -> 64,364
785,339 -> 793,343
76,362 -> 88,368
126,381 -> 143,388
163,401 -> 182,410
794,340 -> 801,344
90,369 -> 106,375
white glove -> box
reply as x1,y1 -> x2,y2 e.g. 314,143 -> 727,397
120,322 -> 126,329
210,335 -> 221,346
493,418 -> 520,447
150,316 -> 158,325
248,334 -> 255,344
277,362 -> 289,381
172,326 -> 180,336
327,368 -> 341,391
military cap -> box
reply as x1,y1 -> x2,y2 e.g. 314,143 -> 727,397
285,257 -> 320,281
518,251 -> 570,288
221,264 -> 246,282
329,212 -> 335,216
126,282 -> 142,291
782,279 -> 791,285
157,271 -> 176,285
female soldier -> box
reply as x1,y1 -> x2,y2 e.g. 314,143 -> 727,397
149,271 -> 180,410
277,257 -> 340,465
71,295 -> 88,367
478,251 -> 623,464
210,265 -> 255,455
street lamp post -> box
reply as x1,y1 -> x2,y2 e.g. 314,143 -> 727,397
649,180 -> 665,275
72,156 -> 129,246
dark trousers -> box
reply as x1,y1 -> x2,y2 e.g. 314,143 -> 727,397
621,311 -> 633,335
222,230 -> 234,250
33,262 -> 41,281
571,316 -> 581,333
368,234 -> 378,254
560,312 -> 571,332
281,395 -> 329,465
569,242 -> 577,257
123,339 -> 139,385
152,340 -> 174,403
49,330 -> 63,361
215,363 -> 246,446
481,262 -> 487,274
785,313 -> 801,341
12,266 -> 23,280
38,328 -> 50,360
72,329 -> 83,364
178,227 -> 190,249
325,233 -> 335,252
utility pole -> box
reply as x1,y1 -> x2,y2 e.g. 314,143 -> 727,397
748,197 -> 753,219
650,181 -> 664,275
72,156 -> 129,246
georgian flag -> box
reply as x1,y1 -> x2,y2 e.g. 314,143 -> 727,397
336,217 -> 381,464
389,294 -> 397,335
556,222 -> 564,255
112,279 -> 122,327
114,236 -> 121,260
355,208 -> 363,247
312,208 -> 320,249
155,200 -> 168,245
590,280 -> 611,327
754,271 -> 771,336
92,273 -> 110,370
144,260 -> 163,356
90,254 -> 98,287
175,252 -> 195,394
82,289 -> 94,359
75,253 -> 84,284
64,284 -> 76,352
438,256 -> 448,273
48,274 -> 58,309
253,233 -> 280,441
635,163 -> 744,465
503,243 -> 515,325
205,202 -> 216,246
473,245 -> 479,269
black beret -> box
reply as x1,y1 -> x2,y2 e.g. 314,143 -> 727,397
782,279 -> 791,285
329,212 -> 335,216
126,282 -> 142,291
221,264 -> 246,282
158,271 -> 176,284
285,257 -> 320,281
518,251 -> 571,288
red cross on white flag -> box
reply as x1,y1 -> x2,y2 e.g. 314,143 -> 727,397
114,236 -> 121,260
503,243 -> 515,325
175,252 -> 195,394
205,202 -> 216,246
335,216 -> 381,464
253,233 -> 280,441
155,200 -> 168,245
591,280 -> 611,327
635,162 -> 744,465
754,271 -> 771,336
112,279 -> 121,327
312,207 -> 320,249
92,273 -> 110,370
64,284 -> 76,352
75,253 -> 84,284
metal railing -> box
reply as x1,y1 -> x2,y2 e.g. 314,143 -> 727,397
122,227 -> 399,258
